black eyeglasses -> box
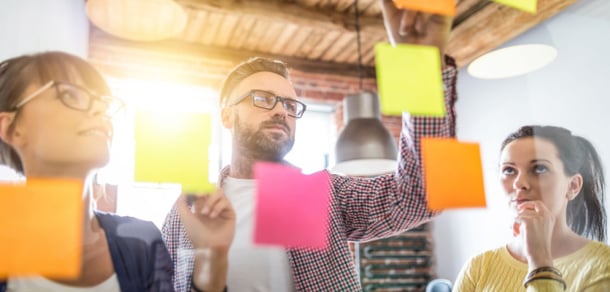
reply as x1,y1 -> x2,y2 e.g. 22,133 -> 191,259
230,90 -> 307,118
13,81 -> 125,117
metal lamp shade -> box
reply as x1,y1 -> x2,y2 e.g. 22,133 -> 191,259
333,91 -> 397,176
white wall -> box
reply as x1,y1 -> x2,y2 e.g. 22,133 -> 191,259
433,0 -> 610,281
0,0 -> 88,61
0,0 -> 88,181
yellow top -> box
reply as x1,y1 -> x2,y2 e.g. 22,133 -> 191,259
453,241 -> 610,291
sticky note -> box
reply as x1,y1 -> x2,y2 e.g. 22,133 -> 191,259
421,138 -> 486,210
393,0 -> 456,16
253,162 -> 331,249
0,179 -> 83,278
493,0 -> 537,14
134,111 -> 215,194
375,43 -> 445,117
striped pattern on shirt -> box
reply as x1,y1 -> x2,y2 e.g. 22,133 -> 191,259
454,241 -> 610,292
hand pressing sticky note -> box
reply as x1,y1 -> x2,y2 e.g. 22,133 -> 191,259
375,43 -> 445,117
493,0 -> 537,14
0,179 -> 83,278
134,111 -> 215,194
393,0 -> 456,16
253,163 -> 331,249
421,138 -> 486,210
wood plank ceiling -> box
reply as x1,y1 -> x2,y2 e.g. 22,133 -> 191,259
89,0 -> 575,76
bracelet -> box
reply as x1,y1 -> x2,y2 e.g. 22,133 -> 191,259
527,266 -> 563,278
523,270 -> 566,291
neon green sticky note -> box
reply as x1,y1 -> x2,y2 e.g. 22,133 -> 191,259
493,0 -> 537,14
134,111 -> 215,194
375,43 -> 445,117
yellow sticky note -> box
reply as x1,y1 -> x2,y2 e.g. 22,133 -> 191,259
134,111 -> 215,194
393,0 -> 456,16
493,0 -> 537,14
0,179 -> 83,278
375,43 -> 445,117
421,138 -> 486,210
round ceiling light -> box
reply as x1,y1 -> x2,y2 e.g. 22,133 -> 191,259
468,44 -> 558,79
86,0 -> 187,42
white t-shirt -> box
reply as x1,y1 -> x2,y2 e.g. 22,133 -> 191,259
7,274 -> 119,292
223,177 -> 295,292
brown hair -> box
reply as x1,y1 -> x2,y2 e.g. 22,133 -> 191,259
219,57 -> 289,107
0,51 -> 111,174
501,125 -> 607,242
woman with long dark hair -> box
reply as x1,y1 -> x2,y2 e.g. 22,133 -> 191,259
454,125 -> 610,291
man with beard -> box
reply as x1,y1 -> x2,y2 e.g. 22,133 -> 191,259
162,0 -> 458,291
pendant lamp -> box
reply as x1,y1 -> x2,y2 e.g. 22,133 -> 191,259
332,0 -> 397,176
333,91 -> 397,176
86,0 -> 187,42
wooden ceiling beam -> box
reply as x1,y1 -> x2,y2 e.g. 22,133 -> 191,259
447,0 -> 577,67
176,0 -> 387,34
89,28 -> 377,81
93,0 -> 577,72
453,0 -> 490,27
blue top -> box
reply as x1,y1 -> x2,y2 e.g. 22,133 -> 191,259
1,211 -> 174,292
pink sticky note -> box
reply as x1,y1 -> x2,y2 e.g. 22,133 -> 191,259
254,162 -> 331,249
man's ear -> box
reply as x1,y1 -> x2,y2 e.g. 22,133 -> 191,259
0,112 -> 16,144
221,107 -> 234,129
567,174 -> 584,200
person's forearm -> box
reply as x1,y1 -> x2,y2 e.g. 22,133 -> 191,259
191,248 -> 229,292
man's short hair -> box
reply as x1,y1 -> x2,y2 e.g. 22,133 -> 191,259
219,57 -> 289,107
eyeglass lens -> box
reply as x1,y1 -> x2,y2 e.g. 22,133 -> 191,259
251,91 -> 303,117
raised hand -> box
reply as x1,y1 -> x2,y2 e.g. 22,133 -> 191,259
379,0 -> 453,65
177,191 -> 235,291
514,200 -> 555,268
176,191 -> 235,250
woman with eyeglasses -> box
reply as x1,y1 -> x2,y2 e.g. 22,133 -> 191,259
454,126 -> 610,291
0,51 -> 177,292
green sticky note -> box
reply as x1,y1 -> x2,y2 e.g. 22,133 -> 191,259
493,0 -> 537,14
134,111 -> 215,194
375,43 -> 445,117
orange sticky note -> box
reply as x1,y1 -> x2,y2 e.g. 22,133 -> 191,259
134,110 -> 215,194
0,179 -> 83,279
393,0 -> 456,16
493,0 -> 537,14
421,138 -> 486,210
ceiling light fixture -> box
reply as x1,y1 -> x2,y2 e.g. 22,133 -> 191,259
86,0 -> 188,42
468,44 -> 558,79
332,0 -> 397,177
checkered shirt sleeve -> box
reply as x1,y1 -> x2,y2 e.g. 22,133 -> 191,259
332,60 -> 457,242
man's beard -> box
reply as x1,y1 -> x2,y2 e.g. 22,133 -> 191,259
233,115 -> 295,162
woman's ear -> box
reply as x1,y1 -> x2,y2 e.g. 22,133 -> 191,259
567,174 -> 584,200
0,112 -> 16,143
221,107 -> 234,129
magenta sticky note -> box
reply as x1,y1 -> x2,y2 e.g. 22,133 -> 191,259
253,162 -> 331,249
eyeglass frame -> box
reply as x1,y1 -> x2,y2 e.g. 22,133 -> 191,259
12,80 -> 125,117
228,89 -> 307,118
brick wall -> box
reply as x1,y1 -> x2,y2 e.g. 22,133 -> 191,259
289,70 -> 402,141
87,39 -> 402,141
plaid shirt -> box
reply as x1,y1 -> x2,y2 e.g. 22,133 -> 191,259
162,62 -> 458,291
